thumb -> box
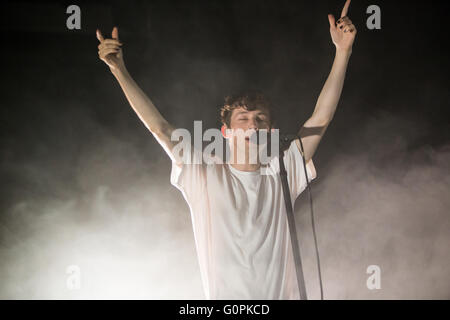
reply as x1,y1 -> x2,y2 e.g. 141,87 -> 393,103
328,14 -> 336,28
96,29 -> 104,42
112,26 -> 119,40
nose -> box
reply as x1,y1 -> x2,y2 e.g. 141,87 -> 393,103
248,117 -> 258,130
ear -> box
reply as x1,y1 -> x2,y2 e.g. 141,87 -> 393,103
221,125 -> 229,138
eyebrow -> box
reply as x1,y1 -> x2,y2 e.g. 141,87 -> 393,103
235,111 -> 267,117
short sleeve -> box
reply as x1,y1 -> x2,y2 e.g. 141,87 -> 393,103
282,139 -> 317,201
170,147 -> 207,203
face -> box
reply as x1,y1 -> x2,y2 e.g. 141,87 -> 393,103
226,107 -> 271,162
229,107 -> 270,132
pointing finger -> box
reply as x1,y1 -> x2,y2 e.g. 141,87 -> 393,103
96,29 -> 104,42
341,0 -> 351,18
112,26 -> 119,41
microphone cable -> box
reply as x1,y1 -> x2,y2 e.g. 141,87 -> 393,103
255,130 -> 324,299
296,134 -> 324,300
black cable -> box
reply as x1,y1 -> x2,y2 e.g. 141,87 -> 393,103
279,144 -> 308,300
297,135 -> 324,300
264,131 -> 325,299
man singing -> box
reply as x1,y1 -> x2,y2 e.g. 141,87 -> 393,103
96,0 -> 356,299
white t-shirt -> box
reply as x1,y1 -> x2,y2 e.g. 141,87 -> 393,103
170,139 -> 317,299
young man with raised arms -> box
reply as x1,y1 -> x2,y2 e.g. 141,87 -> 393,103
96,0 -> 356,300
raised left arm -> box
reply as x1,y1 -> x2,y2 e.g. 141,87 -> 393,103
297,0 -> 356,162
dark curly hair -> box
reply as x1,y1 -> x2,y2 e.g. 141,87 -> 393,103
220,90 -> 274,128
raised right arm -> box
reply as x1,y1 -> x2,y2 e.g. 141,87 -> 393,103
97,27 -> 178,162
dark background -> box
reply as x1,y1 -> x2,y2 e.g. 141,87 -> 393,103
0,0 -> 449,299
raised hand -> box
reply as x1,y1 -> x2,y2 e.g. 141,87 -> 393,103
96,26 -> 125,71
327,0 -> 357,52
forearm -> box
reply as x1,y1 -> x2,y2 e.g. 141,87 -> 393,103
111,67 -> 180,161
311,48 -> 352,123
112,67 -> 173,136
96,27 -> 179,161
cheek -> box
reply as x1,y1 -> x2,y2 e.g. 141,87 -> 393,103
228,123 -> 245,137
230,121 -> 245,130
